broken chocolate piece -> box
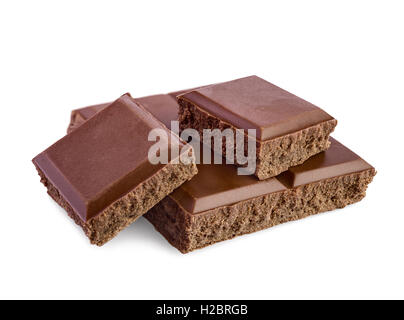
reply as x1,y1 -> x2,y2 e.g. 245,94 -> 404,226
147,137 -> 375,253
177,75 -> 338,180
34,93 -> 197,246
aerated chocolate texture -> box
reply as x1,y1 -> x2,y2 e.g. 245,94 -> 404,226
177,76 -> 338,180
34,94 -> 198,246
69,91 -> 375,253
147,138 -> 375,253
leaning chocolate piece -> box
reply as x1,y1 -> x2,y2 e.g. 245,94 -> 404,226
177,75 -> 338,180
146,138 -> 375,253
34,94 -> 197,246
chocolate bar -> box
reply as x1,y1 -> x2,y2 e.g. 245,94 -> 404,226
177,75 -> 338,180
68,92 -> 375,253
147,137 -> 375,253
34,94 -> 198,246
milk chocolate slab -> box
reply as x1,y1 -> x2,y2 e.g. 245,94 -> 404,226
147,138 -> 375,253
34,93 -> 197,246
177,75 -> 338,180
68,97 -> 375,253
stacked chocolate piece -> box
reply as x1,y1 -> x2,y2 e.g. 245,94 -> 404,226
33,76 -> 376,252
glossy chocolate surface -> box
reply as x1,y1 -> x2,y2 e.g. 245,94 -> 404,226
180,76 -> 335,140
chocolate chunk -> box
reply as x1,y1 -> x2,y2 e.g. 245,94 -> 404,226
34,93 -> 198,246
69,92 -> 375,253
177,75 -> 338,180
147,137 -> 375,253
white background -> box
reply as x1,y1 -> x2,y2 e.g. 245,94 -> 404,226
0,0 -> 403,300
